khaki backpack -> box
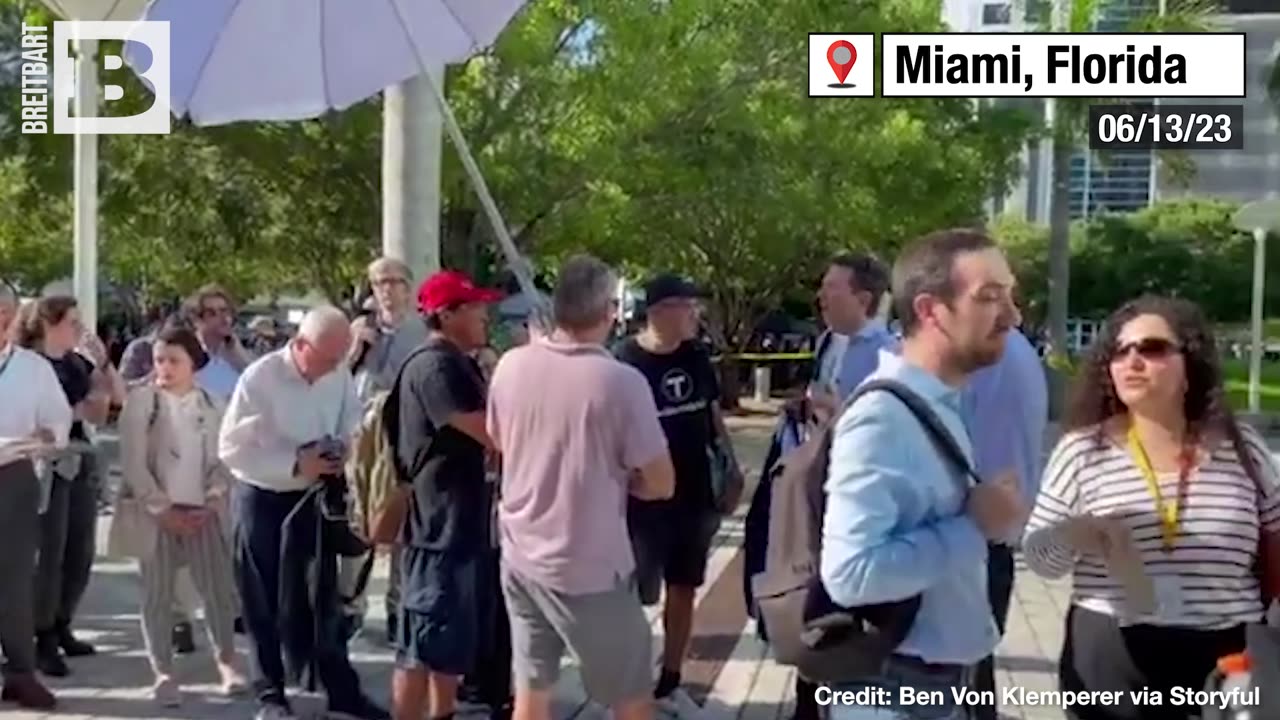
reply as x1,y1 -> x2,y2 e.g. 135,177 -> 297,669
750,379 -> 980,685
348,389 -> 399,543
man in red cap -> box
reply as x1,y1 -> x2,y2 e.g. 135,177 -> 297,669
387,270 -> 507,720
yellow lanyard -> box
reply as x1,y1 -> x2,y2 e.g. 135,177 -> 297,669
1126,425 -> 1193,553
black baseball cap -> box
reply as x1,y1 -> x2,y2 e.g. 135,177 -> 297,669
643,273 -> 703,306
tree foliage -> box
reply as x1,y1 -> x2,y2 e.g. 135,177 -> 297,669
995,197 -> 1278,329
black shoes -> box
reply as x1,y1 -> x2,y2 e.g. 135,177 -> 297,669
34,624 -> 93,677
57,625 -> 95,657
34,632 -> 68,677
328,695 -> 390,720
173,621 -> 196,655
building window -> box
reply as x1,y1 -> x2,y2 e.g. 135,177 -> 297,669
1023,0 -> 1049,24
982,3 -> 1012,24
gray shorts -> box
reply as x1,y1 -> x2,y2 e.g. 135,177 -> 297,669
500,563 -> 652,706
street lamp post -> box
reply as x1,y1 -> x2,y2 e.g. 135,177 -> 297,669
1233,199 -> 1280,414
41,0 -> 150,333
1251,227 -> 1267,412
72,38 -> 98,333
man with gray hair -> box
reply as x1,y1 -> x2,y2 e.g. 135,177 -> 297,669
219,306 -> 387,720
488,255 -> 674,720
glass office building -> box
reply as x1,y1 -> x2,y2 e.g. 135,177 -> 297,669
1067,0 -> 1159,219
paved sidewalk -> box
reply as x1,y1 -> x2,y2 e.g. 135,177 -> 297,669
2,546 -> 1072,720
4,413 -> 1078,720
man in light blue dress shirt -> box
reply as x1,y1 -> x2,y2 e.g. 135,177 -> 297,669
746,253 -> 898,720
960,327 -> 1048,720
810,254 -> 900,416
820,230 -> 1025,720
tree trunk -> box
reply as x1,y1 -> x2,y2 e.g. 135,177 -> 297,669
441,203 -> 478,274
719,356 -> 741,412
1046,132 -> 1074,417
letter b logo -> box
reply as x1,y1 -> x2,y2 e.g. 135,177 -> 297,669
53,21 -> 170,135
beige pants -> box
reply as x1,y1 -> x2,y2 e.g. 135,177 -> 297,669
174,569 -> 201,619
141,522 -> 238,675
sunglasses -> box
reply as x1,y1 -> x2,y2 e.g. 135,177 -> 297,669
1111,337 -> 1181,361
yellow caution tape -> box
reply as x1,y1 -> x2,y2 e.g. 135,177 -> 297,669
711,352 -> 816,362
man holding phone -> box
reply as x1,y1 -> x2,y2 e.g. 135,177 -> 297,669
219,307 -> 387,720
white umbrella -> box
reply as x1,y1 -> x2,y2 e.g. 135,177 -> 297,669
126,0 -> 546,323
42,0 -> 148,21
136,0 -> 525,126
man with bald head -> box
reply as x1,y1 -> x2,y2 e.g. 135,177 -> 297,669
219,306 -> 387,720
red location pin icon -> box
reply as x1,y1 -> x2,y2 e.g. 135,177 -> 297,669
827,40 -> 857,84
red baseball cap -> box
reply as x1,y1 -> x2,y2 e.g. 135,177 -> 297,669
417,270 -> 503,313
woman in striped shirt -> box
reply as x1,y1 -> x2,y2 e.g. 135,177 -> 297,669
1023,295 -> 1280,720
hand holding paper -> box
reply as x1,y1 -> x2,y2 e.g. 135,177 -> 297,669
1099,516 -> 1156,617
1059,515 -> 1112,557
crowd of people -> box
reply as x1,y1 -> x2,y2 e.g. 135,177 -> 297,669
0,226 -> 1276,720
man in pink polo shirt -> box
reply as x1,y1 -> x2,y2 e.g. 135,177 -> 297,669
487,255 -> 674,720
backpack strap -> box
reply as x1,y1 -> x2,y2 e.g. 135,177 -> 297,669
382,343 -> 441,465
149,387 -> 160,429
846,379 -> 983,488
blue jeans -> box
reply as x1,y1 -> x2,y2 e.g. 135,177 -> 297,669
827,655 -> 972,720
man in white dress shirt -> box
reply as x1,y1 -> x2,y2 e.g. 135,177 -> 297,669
0,284 -> 72,709
218,307 -> 387,720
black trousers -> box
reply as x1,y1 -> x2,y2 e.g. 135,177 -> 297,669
972,543 -> 1016,720
459,546 -> 512,708
0,460 -> 41,673
233,483 -> 361,707
33,455 -> 99,634
1060,605 -> 1245,720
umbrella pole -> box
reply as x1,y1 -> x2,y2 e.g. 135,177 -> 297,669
416,68 -> 549,327
382,73 -> 443,281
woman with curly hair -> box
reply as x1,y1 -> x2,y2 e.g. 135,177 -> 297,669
1022,295 -> 1280,720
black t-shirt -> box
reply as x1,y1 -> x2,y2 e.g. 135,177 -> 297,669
394,336 -> 488,557
47,352 -> 95,440
614,337 -> 720,512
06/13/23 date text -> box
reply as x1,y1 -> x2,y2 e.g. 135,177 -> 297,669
1088,104 -> 1244,151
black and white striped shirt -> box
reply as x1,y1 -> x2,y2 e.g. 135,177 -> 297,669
1023,423 -> 1280,629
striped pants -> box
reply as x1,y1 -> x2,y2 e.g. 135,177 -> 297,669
140,520 -> 238,676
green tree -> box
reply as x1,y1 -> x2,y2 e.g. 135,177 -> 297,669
0,157 -> 71,292
527,1 -> 1032,345
995,198 -> 1279,331
992,214 -> 1049,324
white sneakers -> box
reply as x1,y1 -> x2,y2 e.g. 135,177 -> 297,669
151,677 -> 181,708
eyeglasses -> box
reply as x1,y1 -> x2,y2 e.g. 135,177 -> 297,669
1111,337 -> 1181,361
